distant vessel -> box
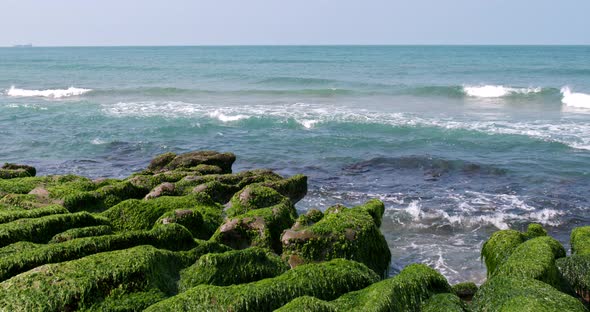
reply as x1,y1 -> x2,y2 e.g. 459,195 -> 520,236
12,44 -> 32,48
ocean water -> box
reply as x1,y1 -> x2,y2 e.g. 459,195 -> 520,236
1,46 -> 590,284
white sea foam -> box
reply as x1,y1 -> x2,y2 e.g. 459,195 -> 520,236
561,87 -> 590,109
101,101 -> 590,150
6,86 -> 92,98
384,191 -> 562,230
463,85 -> 542,98
207,110 -> 249,122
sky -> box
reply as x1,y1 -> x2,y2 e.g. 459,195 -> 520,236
1,0 -> 589,46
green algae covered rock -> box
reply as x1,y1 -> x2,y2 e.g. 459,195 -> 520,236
102,193 -> 223,239
212,196 -> 297,252
147,151 -> 236,174
452,281 -> 478,301
145,258 -> 380,312
281,199 -> 390,275
226,184 -> 285,217
0,245 -> 187,311
421,293 -> 469,312
0,223 -> 197,282
556,226 -> 590,298
277,263 -> 452,312
481,223 -> 548,276
0,204 -> 68,224
48,225 -> 113,243
472,276 -> 586,312
178,247 -> 289,290
0,211 -> 109,247
0,163 -> 36,179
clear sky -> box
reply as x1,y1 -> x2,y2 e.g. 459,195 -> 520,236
1,0 -> 589,46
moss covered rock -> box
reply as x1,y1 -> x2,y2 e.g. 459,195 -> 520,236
145,258 -> 380,312
0,163 -> 36,179
212,196 -> 297,252
0,245 -> 187,311
481,223 -> 547,277
281,199 -> 390,276
277,263 -> 452,312
472,276 -> 586,312
179,247 -> 289,290
452,281 -> 478,301
421,293 -> 469,312
0,212 -> 109,247
0,223 -> 197,282
0,204 -> 68,224
556,226 -> 590,300
48,225 -> 113,243
147,151 -> 236,174
102,194 -> 223,239
227,184 -> 285,217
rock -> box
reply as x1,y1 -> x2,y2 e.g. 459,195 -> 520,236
145,259 -> 379,312
226,184 -> 285,217
0,163 -> 36,179
277,263 -> 452,312
452,281 -> 478,301
178,247 -> 289,290
212,197 -> 297,252
281,199 -> 391,275
556,226 -> 590,301
144,182 -> 176,199
147,151 -> 236,174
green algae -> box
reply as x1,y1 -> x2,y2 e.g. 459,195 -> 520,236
0,245 -> 186,311
0,212 -> 109,247
212,196 -> 297,252
178,247 -> 289,290
452,281 -> 478,300
0,205 -> 68,224
49,225 -> 114,243
421,293 -> 469,312
0,223 -> 196,282
281,199 -> 390,276
472,276 -> 586,312
492,236 -> 568,292
101,193 -> 223,239
227,184 -> 285,217
277,263 -> 452,312
145,258 -> 379,312
481,223 -> 548,277
571,226 -> 590,255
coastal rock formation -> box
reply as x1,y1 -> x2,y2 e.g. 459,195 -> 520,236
0,150 -> 588,311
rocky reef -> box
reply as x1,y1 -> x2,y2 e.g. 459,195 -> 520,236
0,151 -> 588,311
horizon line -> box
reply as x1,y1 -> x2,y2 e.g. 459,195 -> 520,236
1,43 -> 590,48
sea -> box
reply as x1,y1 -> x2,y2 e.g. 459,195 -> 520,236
1,46 -> 590,284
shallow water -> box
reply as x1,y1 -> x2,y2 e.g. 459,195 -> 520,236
1,46 -> 590,284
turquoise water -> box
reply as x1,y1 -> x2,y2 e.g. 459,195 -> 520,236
1,46 -> 590,283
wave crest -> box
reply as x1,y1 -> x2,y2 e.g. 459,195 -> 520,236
561,87 -> 590,109
6,86 -> 92,98
463,85 -> 543,98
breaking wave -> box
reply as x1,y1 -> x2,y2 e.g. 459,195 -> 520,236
5,86 -> 92,98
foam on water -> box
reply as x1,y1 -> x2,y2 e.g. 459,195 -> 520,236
102,101 -> 590,150
463,85 -> 543,98
561,87 -> 590,109
5,86 -> 92,98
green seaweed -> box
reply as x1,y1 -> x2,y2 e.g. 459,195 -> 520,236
421,293 -> 469,312
178,247 -> 289,290
0,245 -> 187,311
0,223 -> 196,282
145,258 -> 380,312
281,199 -> 391,276
101,194 -> 223,239
0,212 -> 109,247
49,225 -> 113,243
212,197 -> 297,252
0,205 -> 68,224
277,263 -> 452,312
227,184 -> 285,217
472,276 -> 586,312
